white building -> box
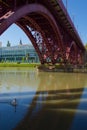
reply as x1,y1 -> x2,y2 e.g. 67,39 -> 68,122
0,44 -> 39,63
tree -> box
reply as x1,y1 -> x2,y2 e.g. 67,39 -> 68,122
7,41 -> 11,47
26,53 -> 30,62
85,43 -> 87,50
22,57 -> 25,63
19,39 -> 22,45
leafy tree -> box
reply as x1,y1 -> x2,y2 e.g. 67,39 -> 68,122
26,53 -> 30,62
22,57 -> 25,62
85,43 -> 87,50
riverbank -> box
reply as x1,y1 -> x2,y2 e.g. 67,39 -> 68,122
38,64 -> 87,73
0,63 -> 87,73
0,63 -> 40,67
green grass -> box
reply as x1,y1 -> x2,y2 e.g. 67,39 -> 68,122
0,62 -> 40,67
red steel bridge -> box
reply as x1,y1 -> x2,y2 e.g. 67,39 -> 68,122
0,0 -> 86,64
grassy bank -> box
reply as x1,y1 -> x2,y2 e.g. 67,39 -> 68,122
1,63 -> 87,73
0,63 -> 40,67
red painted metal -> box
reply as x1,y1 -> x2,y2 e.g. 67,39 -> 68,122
0,0 -> 86,65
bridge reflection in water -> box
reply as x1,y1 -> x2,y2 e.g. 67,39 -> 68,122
0,69 -> 87,130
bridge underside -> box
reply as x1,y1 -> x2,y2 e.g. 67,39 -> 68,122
0,0 -> 85,65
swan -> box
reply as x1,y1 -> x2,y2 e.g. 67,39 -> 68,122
11,99 -> 17,106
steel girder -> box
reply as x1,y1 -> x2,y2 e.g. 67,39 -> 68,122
0,3 -> 65,64
0,1 -> 85,64
58,26 -> 84,64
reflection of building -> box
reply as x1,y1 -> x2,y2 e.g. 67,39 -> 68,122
0,44 -> 39,62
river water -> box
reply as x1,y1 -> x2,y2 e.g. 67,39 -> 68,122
0,67 -> 87,130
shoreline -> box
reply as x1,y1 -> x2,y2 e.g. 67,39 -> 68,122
0,63 -> 40,67
0,63 -> 87,73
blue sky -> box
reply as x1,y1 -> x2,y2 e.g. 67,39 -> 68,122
63,0 -> 87,44
0,0 -> 87,46
0,24 -> 31,46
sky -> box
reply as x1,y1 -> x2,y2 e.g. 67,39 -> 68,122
63,0 -> 87,44
0,0 -> 87,46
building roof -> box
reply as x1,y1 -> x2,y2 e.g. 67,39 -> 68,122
0,44 -> 35,50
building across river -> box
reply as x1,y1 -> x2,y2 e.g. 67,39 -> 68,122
0,44 -> 39,63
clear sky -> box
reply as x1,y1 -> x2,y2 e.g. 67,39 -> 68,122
63,0 -> 87,44
0,0 -> 87,46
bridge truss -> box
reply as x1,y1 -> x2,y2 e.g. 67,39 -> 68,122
0,0 -> 86,64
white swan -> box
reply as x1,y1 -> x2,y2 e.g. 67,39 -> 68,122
11,99 -> 17,106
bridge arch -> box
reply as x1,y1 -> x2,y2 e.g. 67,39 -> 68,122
0,3 -> 64,64
65,41 -> 83,64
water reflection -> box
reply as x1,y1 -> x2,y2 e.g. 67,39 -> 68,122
0,68 -> 87,130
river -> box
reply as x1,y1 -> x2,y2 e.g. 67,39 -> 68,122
0,67 -> 87,130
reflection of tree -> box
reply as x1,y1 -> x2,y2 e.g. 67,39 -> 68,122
14,72 -> 87,130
